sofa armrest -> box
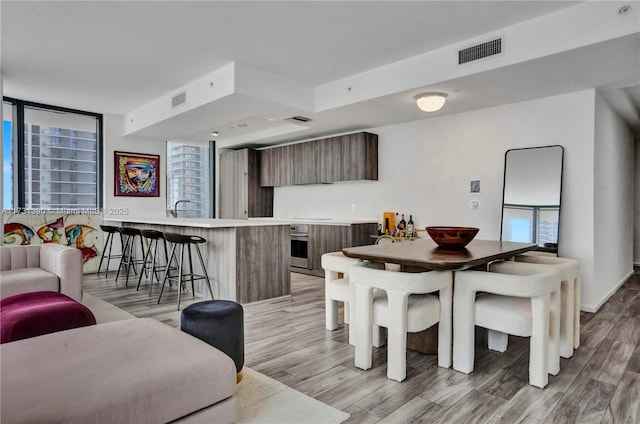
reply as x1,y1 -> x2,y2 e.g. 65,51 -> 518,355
39,244 -> 83,302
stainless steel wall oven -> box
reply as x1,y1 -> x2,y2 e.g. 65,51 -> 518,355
290,224 -> 308,269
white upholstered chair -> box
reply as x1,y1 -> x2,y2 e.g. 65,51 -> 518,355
453,262 -> 561,388
350,263 -> 453,382
515,254 -> 580,357
322,252 -> 388,347
322,252 -> 361,345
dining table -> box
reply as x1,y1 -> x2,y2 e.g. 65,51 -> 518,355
342,238 -> 538,271
342,238 -> 538,354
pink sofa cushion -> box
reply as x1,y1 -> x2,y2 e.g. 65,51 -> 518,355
0,291 -> 96,343
0,268 -> 59,299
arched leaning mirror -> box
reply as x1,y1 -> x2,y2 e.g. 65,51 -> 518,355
500,145 -> 564,253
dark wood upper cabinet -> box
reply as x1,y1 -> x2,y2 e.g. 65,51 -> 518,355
260,144 -> 292,187
291,142 -> 321,185
220,148 -> 273,219
260,132 -> 378,187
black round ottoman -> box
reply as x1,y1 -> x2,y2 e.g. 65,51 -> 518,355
181,300 -> 244,381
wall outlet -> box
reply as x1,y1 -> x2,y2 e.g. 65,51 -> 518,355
351,203 -> 357,212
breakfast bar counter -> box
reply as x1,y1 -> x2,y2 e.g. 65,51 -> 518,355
106,217 -> 290,304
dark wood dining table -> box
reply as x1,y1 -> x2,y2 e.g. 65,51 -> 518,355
342,238 -> 538,354
342,239 -> 537,270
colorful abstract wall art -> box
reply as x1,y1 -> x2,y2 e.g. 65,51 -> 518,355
114,151 -> 160,197
3,213 -> 103,273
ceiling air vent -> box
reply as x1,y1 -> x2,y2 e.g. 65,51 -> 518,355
171,92 -> 186,108
458,38 -> 502,65
285,115 -> 312,123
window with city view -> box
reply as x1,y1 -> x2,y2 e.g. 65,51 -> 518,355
166,140 -> 214,218
3,99 -> 102,211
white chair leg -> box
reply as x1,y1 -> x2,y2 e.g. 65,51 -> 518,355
354,285 -> 374,370
453,287 -> 476,374
560,280 -> 574,358
437,285 -> 452,368
488,330 -> 509,352
386,291 -> 409,382
574,277 -> 581,349
326,299 -> 339,331
325,271 -> 339,331
548,289 -> 561,376
529,295 -> 550,388
372,325 -> 385,348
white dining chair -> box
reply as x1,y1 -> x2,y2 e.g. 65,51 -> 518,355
322,252 -> 384,347
514,254 -> 581,356
350,263 -> 453,382
453,262 -> 561,388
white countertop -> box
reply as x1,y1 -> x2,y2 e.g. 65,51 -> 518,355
104,217 -> 291,229
249,217 -> 377,226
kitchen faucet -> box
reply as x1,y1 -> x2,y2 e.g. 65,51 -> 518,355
170,200 -> 191,218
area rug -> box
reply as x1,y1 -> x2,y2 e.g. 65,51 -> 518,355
81,291 -> 350,424
236,367 -> 350,424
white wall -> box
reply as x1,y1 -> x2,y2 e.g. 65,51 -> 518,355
592,92 -> 636,309
103,114 -> 167,219
274,90 -> 613,310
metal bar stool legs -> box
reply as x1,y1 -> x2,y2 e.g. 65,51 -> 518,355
98,225 -> 123,278
136,230 -> 171,295
116,227 -> 144,287
158,232 -> 214,310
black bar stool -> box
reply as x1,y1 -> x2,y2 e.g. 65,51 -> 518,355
159,232 -> 214,310
136,229 -> 173,296
98,225 -> 123,278
116,227 -> 144,287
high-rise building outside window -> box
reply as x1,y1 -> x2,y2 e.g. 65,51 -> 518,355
166,140 -> 214,218
3,98 -> 103,211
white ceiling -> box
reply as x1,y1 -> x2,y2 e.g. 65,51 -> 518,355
2,1 -> 639,147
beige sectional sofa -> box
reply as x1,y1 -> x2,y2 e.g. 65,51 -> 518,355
0,318 -> 238,423
0,244 -> 83,302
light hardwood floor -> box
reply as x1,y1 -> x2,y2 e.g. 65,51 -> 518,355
83,267 -> 640,423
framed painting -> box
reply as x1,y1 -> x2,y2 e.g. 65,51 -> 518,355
114,151 -> 160,197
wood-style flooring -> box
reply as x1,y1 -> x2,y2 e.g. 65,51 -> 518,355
83,267 -> 640,424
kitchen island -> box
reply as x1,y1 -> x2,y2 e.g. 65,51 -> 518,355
105,217 -> 290,304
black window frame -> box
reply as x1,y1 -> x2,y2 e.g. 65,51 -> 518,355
3,97 -> 104,210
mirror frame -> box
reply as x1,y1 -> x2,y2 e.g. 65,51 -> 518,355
500,145 -> 564,253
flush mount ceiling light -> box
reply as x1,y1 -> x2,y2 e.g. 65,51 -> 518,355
211,131 -> 219,137
415,93 -> 447,112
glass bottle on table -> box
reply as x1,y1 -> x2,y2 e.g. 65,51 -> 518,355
407,214 -> 414,238
398,214 -> 406,237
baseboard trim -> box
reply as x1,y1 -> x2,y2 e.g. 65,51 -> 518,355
580,269 -> 635,313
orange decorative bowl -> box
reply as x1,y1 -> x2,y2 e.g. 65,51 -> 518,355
425,226 -> 479,250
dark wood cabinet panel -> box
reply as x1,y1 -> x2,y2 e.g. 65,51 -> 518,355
236,225 -> 290,303
308,224 -> 351,271
260,132 -> 378,186
220,149 -> 273,219
306,222 -> 377,274
338,132 -> 378,182
291,142 -> 321,185
319,136 -> 341,183
260,145 -> 291,187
